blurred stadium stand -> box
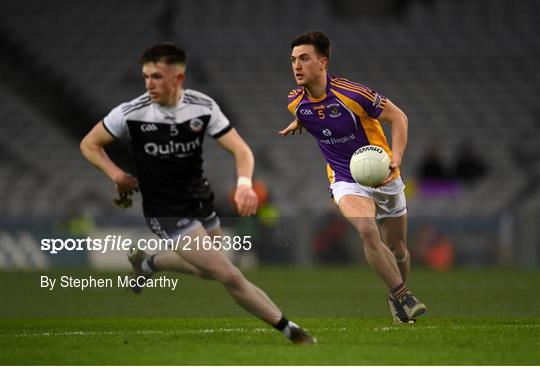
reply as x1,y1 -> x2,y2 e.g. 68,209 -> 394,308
0,0 -> 538,267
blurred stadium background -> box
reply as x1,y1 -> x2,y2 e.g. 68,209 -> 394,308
1,0 -> 539,271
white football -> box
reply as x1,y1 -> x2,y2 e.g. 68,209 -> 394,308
350,145 -> 391,187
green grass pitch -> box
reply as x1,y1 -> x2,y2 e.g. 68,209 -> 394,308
0,267 -> 539,365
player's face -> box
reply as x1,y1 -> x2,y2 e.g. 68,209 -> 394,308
142,62 -> 185,106
291,45 -> 327,87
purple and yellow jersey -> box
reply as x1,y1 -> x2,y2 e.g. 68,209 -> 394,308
287,75 -> 398,184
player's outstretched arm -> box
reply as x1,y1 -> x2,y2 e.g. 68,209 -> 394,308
378,99 -> 408,186
80,121 -> 139,206
216,128 -> 258,217
278,119 -> 303,137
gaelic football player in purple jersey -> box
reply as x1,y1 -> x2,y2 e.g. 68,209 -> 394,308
280,31 -> 427,323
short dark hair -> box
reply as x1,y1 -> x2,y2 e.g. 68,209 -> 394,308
291,31 -> 331,59
140,44 -> 186,65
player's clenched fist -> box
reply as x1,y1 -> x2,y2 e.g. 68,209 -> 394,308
113,172 -> 139,208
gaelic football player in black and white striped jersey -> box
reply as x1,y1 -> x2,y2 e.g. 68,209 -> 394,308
80,44 -> 315,345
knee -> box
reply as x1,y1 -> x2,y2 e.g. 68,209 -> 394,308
387,238 -> 407,259
359,228 -> 382,250
393,246 -> 408,262
223,267 -> 244,287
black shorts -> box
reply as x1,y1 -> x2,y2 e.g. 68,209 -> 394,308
141,178 -> 216,218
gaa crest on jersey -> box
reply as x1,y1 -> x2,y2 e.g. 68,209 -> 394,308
141,123 -> 158,132
189,118 -> 204,133
299,108 -> 313,116
328,103 -> 342,118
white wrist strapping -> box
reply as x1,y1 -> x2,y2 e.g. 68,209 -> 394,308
237,176 -> 252,187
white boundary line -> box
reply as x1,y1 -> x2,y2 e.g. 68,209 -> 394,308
372,324 -> 539,332
1,327 -> 347,338
2,324 -> 537,338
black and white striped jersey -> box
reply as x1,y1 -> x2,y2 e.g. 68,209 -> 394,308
103,89 -> 232,217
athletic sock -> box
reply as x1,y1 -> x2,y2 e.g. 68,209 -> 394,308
273,315 -> 298,338
141,254 -> 157,274
390,282 -> 409,300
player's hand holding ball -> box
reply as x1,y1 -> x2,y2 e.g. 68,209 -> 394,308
235,177 -> 258,217
113,172 -> 139,209
376,158 -> 400,187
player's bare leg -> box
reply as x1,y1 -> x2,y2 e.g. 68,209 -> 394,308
338,195 -> 426,321
379,215 -> 410,282
171,223 -> 281,322
128,223 -> 315,344
165,223 -> 315,344
206,227 -> 281,311
379,215 -> 414,323
339,195 -> 402,288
